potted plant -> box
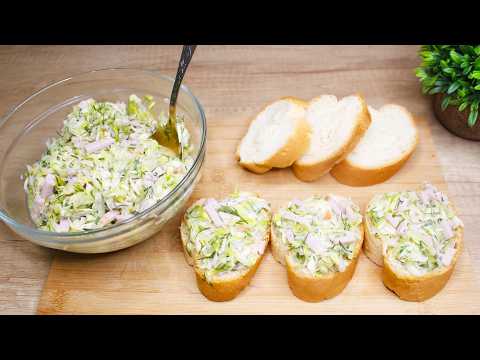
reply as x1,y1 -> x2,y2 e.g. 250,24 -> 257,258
415,45 -> 480,141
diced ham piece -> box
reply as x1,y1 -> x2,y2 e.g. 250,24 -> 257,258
440,193 -> 449,204
397,197 -> 409,211
152,167 -> 166,178
440,219 -> 454,240
345,206 -> 358,222
418,191 -> 431,204
327,196 -> 344,216
171,162 -> 185,175
305,233 -> 328,254
450,216 -> 464,229
72,136 -> 85,149
337,258 -> 347,272
281,211 -> 311,226
386,214 -> 402,228
252,241 -> 266,255
397,221 -> 408,235
440,246 -> 456,267
204,199 -> 224,227
337,232 -> 357,244
424,183 -> 443,202
419,183 -> 441,204
420,234 -> 435,251
55,218 -> 70,232
100,210 -> 120,226
40,173 -> 56,200
290,199 -> 304,208
116,214 -> 132,223
78,99 -> 93,111
285,229 -> 295,242
409,250 -> 428,263
218,211 -> 239,224
30,195 -> 45,222
85,138 -> 115,153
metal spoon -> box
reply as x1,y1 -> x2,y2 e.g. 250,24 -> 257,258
152,45 -> 197,157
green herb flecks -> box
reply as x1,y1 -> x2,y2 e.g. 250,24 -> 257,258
217,205 -> 249,224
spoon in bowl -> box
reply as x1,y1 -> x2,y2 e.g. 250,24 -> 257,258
152,45 -> 197,158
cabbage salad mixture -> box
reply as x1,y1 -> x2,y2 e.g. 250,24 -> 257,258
183,192 -> 271,283
273,195 -> 363,275
24,95 -> 194,232
367,183 -> 463,276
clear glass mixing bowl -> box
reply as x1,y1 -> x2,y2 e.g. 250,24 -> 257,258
0,68 -> 206,253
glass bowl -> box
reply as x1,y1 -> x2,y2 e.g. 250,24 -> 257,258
0,68 -> 206,253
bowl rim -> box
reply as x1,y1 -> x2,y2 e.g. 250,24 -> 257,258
0,67 -> 207,238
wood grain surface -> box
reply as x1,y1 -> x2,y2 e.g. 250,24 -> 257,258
0,45 -> 479,314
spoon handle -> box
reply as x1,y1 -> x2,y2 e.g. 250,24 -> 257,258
169,45 -> 197,118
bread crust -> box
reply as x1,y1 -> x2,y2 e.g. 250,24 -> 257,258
330,106 -> 418,187
194,250 -> 266,301
285,225 -> 364,302
180,196 -> 270,301
237,97 -> 311,173
330,150 -> 416,187
383,228 -> 463,301
292,94 -> 372,182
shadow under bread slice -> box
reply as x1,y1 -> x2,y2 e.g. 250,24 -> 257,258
180,191 -> 271,301
364,183 -> 464,301
271,195 -> 363,302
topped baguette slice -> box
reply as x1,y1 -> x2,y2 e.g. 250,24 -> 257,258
236,97 -> 311,174
292,94 -> 371,182
364,183 -> 464,301
180,191 -> 271,301
271,195 -> 364,302
330,104 -> 418,186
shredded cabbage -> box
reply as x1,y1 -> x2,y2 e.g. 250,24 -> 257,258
24,95 -> 194,232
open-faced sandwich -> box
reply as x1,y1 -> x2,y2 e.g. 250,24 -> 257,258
271,195 -> 363,302
365,183 -> 464,301
180,191 -> 271,301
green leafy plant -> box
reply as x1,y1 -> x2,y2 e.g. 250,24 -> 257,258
415,45 -> 480,127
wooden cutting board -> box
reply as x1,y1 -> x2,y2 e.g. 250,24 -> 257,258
37,113 -> 480,314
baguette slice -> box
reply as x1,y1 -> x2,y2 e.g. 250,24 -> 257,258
271,195 -> 363,302
236,97 -> 311,173
364,183 -> 464,301
330,104 -> 418,186
292,94 -> 371,181
180,192 -> 271,301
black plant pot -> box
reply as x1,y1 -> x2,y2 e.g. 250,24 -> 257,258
433,93 -> 480,141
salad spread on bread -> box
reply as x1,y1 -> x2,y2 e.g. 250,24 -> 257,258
24,95 -> 193,232
366,183 -> 463,276
183,192 -> 271,283
273,195 -> 363,275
